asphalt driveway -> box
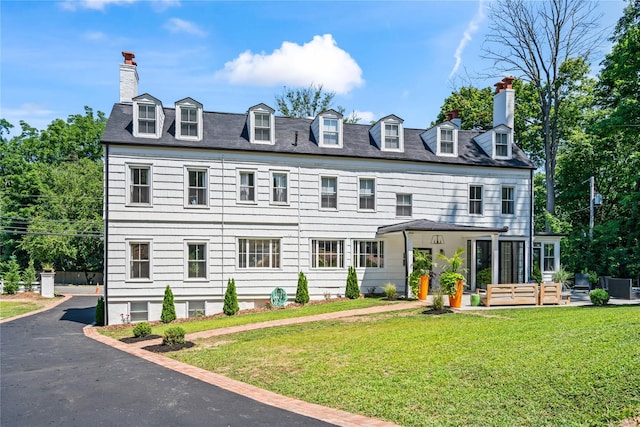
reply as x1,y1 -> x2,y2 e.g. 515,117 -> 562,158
0,296 -> 332,426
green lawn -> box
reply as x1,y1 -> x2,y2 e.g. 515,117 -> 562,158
99,297 -> 392,340
0,301 -> 44,319
172,305 -> 640,427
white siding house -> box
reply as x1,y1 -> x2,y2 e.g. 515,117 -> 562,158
102,52 -> 544,324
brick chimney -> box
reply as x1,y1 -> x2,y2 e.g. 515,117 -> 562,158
119,51 -> 139,103
450,109 -> 461,129
493,76 -> 515,129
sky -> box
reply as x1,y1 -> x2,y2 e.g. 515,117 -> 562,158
0,0 -> 627,136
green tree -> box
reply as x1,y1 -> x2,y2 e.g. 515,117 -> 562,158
1,256 -> 21,294
275,84 -> 361,123
223,278 -> 239,315
345,266 -> 360,299
21,258 -> 37,292
435,86 -> 493,130
95,297 -> 105,326
161,285 -> 176,323
295,272 -> 310,304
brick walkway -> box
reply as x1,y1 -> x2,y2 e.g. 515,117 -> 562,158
84,301 -> 426,427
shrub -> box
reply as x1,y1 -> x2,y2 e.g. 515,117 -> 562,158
345,266 -> 360,299
432,290 -> 445,311
223,278 -> 239,315
295,272 -> 310,304
95,297 -> 105,326
477,268 -> 493,288
531,264 -> 543,285
22,259 -> 37,292
383,283 -> 397,300
133,322 -> 152,338
2,256 -> 21,295
590,289 -> 610,306
552,265 -> 570,288
161,285 -> 176,323
162,327 -> 185,346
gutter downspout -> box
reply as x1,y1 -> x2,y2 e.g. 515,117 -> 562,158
221,155 -> 225,297
103,143 -> 109,325
403,230 -> 410,298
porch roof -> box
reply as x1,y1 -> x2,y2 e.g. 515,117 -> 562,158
376,219 -> 509,235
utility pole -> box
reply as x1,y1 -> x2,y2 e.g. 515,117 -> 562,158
589,176 -> 595,239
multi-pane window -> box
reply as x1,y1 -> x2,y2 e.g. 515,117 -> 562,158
272,172 -> 288,204
321,177 -> 337,209
359,178 -> 375,210
396,193 -> 412,217
255,112 -> 271,142
502,186 -> 515,215
187,169 -> 207,206
440,129 -> 454,154
130,302 -> 148,322
130,242 -> 150,279
495,132 -> 509,157
187,243 -> 206,278
239,171 -> 255,202
138,104 -> 156,134
543,244 -> 555,272
188,301 -> 205,318
130,166 -> 150,204
311,240 -> 344,268
469,185 -> 483,215
238,239 -> 281,268
353,241 -> 384,268
180,107 -> 198,137
323,118 -> 339,146
384,124 -> 400,149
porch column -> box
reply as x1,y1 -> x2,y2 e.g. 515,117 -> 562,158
491,234 -> 499,285
469,239 -> 477,292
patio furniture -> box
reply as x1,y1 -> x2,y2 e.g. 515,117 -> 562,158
574,274 -> 591,292
607,278 -> 634,299
539,283 -> 567,305
478,284 -> 538,307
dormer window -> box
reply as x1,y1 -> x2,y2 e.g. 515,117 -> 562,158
313,111 -> 343,148
384,124 -> 400,149
495,132 -> 509,157
133,94 -> 164,139
175,98 -> 203,141
247,104 -> 275,144
435,124 -> 458,157
440,129 -> 454,154
371,115 -> 404,152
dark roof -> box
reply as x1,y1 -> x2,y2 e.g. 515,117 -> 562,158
377,219 -> 509,235
102,103 -> 535,169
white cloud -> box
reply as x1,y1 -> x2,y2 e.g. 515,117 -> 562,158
448,0 -> 487,80
353,110 -> 377,124
216,34 -> 364,95
84,31 -> 107,41
2,104 -> 56,136
60,0 -> 179,11
164,18 -> 206,37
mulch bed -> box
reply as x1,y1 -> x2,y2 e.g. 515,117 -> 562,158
119,334 -> 162,344
143,342 -> 195,353
422,308 -> 454,315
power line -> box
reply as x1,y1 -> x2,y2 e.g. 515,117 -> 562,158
0,228 -> 103,238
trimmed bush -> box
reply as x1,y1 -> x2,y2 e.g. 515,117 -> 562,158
133,322 -> 152,338
383,283 -> 397,300
590,289 -> 610,306
95,297 -> 105,326
345,266 -> 360,299
161,285 -> 176,323
2,256 -> 21,295
22,259 -> 37,292
223,278 -> 239,316
432,291 -> 445,311
295,272 -> 310,304
162,327 -> 185,346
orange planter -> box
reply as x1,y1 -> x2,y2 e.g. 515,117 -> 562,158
448,280 -> 464,308
418,275 -> 429,300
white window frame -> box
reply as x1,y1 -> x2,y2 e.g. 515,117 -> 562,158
381,121 -> 404,152
127,164 -> 152,207
185,167 -> 208,207
353,240 -> 385,269
249,106 -> 275,145
494,131 -> 511,158
238,170 -> 257,204
437,125 -> 458,157
176,100 -> 203,141
311,239 -> 345,269
185,241 -> 208,280
396,193 -> 412,217
501,185 -> 515,215
317,113 -> 343,148
187,300 -> 206,318
358,177 -> 376,211
469,185 -> 483,215
137,103 -> 157,136
543,243 -> 555,272
270,171 -> 289,205
320,176 -> 338,210
237,238 -> 281,269
127,240 -> 152,282
133,95 -> 163,139
129,301 -> 149,322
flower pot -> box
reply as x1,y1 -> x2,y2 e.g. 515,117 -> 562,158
418,275 -> 429,300
448,280 -> 464,308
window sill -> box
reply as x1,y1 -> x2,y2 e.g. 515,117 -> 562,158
126,203 -> 154,208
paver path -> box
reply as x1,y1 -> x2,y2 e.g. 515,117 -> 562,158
0,296 -> 335,426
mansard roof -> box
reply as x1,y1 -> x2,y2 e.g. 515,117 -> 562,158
102,103 -> 535,169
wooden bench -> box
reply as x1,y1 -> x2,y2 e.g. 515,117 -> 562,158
478,283 -> 538,307
539,283 -> 570,305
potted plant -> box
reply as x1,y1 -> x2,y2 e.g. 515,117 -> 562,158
437,248 -> 467,308
409,249 -> 432,300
